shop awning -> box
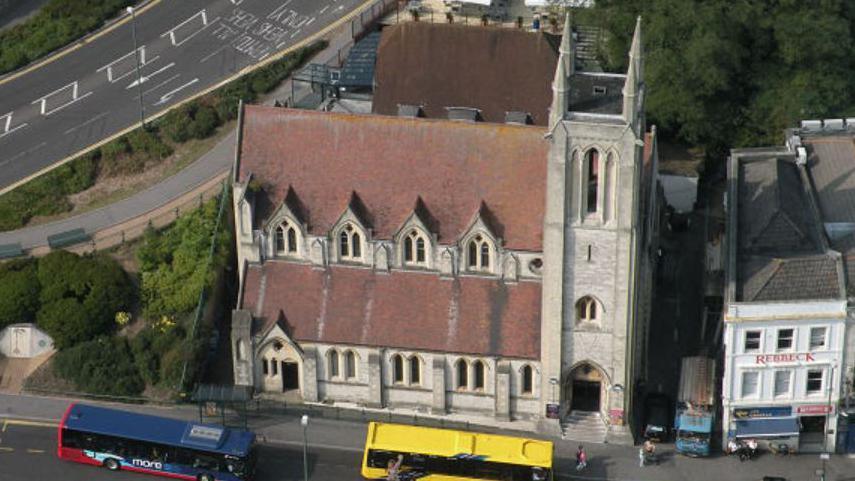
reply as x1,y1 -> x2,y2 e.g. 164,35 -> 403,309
735,417 -> 799,438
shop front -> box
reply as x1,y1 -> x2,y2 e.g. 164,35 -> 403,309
727,404 -> 837,453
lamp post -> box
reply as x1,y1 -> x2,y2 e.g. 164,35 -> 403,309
126,6 -> 145,129
301,414 -> 309,481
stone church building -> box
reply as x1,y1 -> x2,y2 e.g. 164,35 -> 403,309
230,17 -> 659,440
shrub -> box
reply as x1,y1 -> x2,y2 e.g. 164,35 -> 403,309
188,104 -> 219,140
127,128 -> 173,159
0,259 -> 41,328
54,337 -> 145,396
130,324 -> 185,386
159,105 -> 194,143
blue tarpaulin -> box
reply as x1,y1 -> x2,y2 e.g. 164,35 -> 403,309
735,417 -> 799,438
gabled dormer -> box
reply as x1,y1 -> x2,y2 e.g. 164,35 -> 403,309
460,202 -> 502,275
265,186 -> 308,259
331,192 -> 372,264
394,197 -> 438,269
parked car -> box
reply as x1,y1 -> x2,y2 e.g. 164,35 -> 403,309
643,393 -> 672,441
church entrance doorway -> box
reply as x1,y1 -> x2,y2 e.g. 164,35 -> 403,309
567,362 -> 605,413
282,361 -> 299,391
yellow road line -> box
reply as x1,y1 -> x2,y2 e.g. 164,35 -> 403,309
0,0 -> 378,198
0,420 -> 58,429
0,0 -> 163,88
26,448 -> 46,454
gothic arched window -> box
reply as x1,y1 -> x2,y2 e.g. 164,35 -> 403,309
276,220 -> 299,254
576,296 -> 599,324
345,350 -> 357,379
586,149 -> 600,214
392,354 -> 404,383
339,224 -> 363,261
473,360 -> 486,390
456,359 -> 468,389
403,229 -> 429,265
521,365 -> 533,394
328,349 -> 340,378
466,234 -> 493,272
409,356 -> 421,385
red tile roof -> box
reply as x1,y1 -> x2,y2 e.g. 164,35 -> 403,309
242,261 -> 542,360
371,22 -> 559,125
238,105 -> 548,251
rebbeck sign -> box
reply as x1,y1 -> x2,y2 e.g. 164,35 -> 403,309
754,352 -> 815,365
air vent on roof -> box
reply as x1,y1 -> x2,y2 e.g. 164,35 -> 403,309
397,104 -> 423,118
824,119 -> 845,131
505,111 -> 532,125
796,146 -> 807,166
800,120 -> 822,132
847,118 -> 855,131
593,85 -> 607,95
445,107 -> 481,122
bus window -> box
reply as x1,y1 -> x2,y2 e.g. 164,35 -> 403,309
192,452 -> 221,471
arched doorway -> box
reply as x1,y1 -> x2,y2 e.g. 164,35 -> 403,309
566,362 -> 605,413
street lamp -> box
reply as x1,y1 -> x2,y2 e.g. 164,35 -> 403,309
301,414 -> 309,481
126,6 -> 145,129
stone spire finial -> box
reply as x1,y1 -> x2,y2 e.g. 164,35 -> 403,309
628,15 -> 643,81
623,16 -> 643,129
559,12 -> 574,75
549,46 -> 570,128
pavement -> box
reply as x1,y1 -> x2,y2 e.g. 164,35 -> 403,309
0,0 -> 376,250
2,392 -> 855,481
0,0 -> 51,32
0,0 -> 372,194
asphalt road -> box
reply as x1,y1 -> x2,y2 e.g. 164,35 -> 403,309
0,422 -> 362,481
0,0 -> 367,193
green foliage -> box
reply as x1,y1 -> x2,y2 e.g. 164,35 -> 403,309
0,259 -> 41,329
137,196 -> 231,319
99,129 -> 173,176
0,0 -> 135,75
593,0 -> 855,156
130,324 -> 185,386
159,105 -> 194,143
54,337 -> 145,396
188,105 -> 219,140
35,251 -> 134,349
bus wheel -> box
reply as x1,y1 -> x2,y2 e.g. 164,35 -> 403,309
198,475 -> 214,481
104,458 -> 120,471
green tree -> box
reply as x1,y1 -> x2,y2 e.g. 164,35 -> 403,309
54,337 -> 145,396
0,259 -> 41,329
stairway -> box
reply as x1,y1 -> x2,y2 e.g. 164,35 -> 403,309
560,410 -> 608,443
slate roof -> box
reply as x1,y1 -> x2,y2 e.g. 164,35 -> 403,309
241,262 -> 542,359
568,73 -> 626,115
804,135 -> 855,223
738,254 -> 842,302
371,22 -> 559,125
237,105 -> 548,251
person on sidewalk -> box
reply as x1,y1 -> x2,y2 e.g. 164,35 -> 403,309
387,454 -> 404,481
575,445 -> 587,471
638,447 -> 645,467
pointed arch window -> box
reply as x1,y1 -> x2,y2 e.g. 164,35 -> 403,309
328,350 -> 340,378
262,357 -> 269,375
456,359 -> 469,389
403,229 -> 429,266
586,149 -> 600,214
275,219 -> 299,254
466,234 -> 493,272
345,350 -> 357,379
521,365 -> 533,394
473,360 -> 486,390
409,356 -> 421,385
392,354 -> 405,384
576,296 -> 599,324
339,224 -> 363,261
604,153 -> 616,222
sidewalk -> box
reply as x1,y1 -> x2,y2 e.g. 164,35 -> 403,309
3,391 -> 855,481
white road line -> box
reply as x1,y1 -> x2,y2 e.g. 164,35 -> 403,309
290,28 -> 301,38
109,55 -> 160,84
305,16 -> 316,26
319,5 -> 329,14
154,78 -> 199,105
97,47 -> 154,83
63,112 -> 109,135
126,62 -> 175,89
1,141 -> 47,166
44,92 -> 92,116
161,10 -> 218,47
0,111 -> 27,138
142,74 -> 180,96
200,45 -> 228,63
0,123 -> 27,139
31,81 -> 91,116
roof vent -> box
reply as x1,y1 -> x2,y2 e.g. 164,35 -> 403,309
446,107 -> 481,122
824,118 -> 845,131
847,118 -> 855,132
505,111 -> 532,125
800,120 -> 822,132
397,104 -> 424,118
593,85 -> 607,95
796,146 -> 807,166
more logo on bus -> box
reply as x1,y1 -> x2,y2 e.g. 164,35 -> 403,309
132,459 -> 163,470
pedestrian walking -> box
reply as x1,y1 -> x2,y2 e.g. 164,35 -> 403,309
575,445 -> 587,471
638,447 -> 645,467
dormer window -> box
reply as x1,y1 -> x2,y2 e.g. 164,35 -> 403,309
467,234 -> 493,271
338,224 -> 363,261
275,219 -> 299,254
403,229 -> 428,265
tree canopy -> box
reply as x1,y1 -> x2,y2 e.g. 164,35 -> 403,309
591,0 -> 855,157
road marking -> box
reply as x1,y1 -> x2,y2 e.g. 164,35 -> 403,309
162,10 -> 217,47
64,112 -> 109,135
97,47 -> 157,83
0,112 -> 27,138
26,448 -> 46,454
305,16 -> 316,26
126,62 -> 175,89
1,141 -> 47,167
319,6 -> 329,14
290,28 -> 302,39
1,420 -> 6,432
153,78 -> 199,106
200,45 -> 228,64
31,81 -> 92,116
0,419 -> 57,429
142,74 -> 180,96
0,447 -> 13,452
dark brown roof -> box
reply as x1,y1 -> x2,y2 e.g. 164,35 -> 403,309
242,261 -> 542,359
804,135 -> 855,223
371,22 -> 559,126
238,105 -> 548,251
738,254 -> 842,302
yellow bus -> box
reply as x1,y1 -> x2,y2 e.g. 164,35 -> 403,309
361,422 -> 553,481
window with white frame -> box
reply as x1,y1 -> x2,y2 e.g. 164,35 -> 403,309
344,350 -> 357,379
809,327 -> 827,350
741,371 -> 759,398
776,328 -> 794,351
773,370 -> 791,397
456,359 -> 468,389
328,350 -> 340,379
466,234 -> 493,271
275,219 -> 299,254
403,229 -> 429,266
392,354 -> 404,384
806,369 -> 824,395
338,224 -> 363,261
409,356 -> 421,385
521,365 -> 534,395
744,330 -> 761,352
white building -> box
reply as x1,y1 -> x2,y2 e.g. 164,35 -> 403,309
724,124 -> 855,453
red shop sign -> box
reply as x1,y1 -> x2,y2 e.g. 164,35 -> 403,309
796,405 -> 833,415
755,353 -> 815,364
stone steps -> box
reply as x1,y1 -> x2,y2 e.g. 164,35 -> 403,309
561,411 -> 607,443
